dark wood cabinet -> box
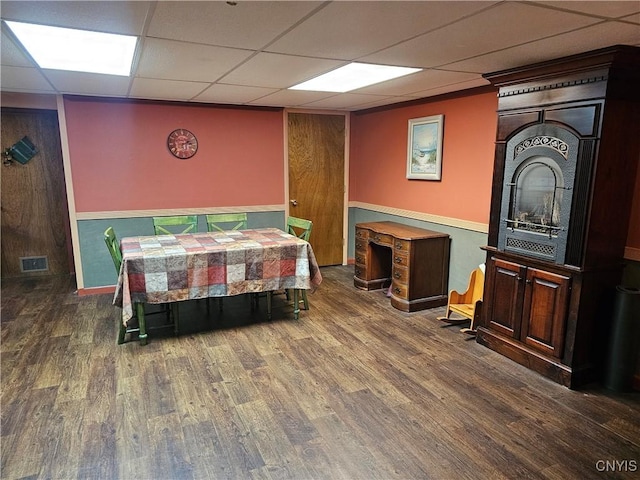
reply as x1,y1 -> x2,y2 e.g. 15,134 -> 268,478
485,256 -> 570,359
477,46 -> 640,388
354,221 -> 450,312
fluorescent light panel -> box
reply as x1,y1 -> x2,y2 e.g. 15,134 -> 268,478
289,62 -> 421,93
5,21 -> 137,76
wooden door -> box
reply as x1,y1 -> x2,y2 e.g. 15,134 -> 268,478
521,268 -> 570,358
287,112 -> 345,266
1,108 -> 71,277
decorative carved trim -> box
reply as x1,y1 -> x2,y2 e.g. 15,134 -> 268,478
498,75 -> 608,98
515,136 -> 569,159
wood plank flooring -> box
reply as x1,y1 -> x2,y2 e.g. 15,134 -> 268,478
2,266 -> 639,479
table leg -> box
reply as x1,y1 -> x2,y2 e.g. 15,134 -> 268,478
293,289 -> 300,320
136,303 -> 148,345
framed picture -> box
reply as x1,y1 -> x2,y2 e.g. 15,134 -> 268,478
407,114 -> 444,180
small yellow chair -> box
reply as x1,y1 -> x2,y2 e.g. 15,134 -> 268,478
437,266 -> 484,335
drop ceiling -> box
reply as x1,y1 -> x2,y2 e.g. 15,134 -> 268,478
1,1 -> 639,111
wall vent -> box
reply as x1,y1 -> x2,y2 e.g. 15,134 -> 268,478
19,256 -> 49,272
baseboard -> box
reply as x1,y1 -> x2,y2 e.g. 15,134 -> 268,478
78,285 -> 115,296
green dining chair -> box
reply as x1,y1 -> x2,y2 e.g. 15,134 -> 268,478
205,213 -> 249,311
267,216 -> 313,320
206,213 -> 248,232
153,215 -> 198,235
104,227 -> 176,344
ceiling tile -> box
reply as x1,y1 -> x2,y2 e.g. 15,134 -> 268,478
193,84 -> 279,104
409,77 -> 491,98
301,92 -> 393,110
446,20 -> 640,74
44,70 -> 131,96
247,89 -> 338,108
220,52 -> 343,89
361,2 -> 601,68
148,1 -> 323,50
267,1 -> 497,60
130,78 -> 210,101
0,65 -> 54,92
1,30 -> 33,67
136,38 -> 253,82
354,69 -> 481,96
0,0 -> 151,35
535,1 -> 640,19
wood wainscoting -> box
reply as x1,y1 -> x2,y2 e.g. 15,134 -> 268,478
1,108 -> 72,278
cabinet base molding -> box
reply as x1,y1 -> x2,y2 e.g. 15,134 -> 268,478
476,327 -> 597,389
391,294 -> 448,312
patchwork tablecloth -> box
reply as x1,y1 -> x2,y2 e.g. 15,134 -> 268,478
113,228 -> 322,325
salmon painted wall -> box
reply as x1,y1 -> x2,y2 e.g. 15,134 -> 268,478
63,97 -> 284,212
349,91 -> 498,225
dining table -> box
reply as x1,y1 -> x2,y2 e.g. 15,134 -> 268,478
113,227 -> 322,344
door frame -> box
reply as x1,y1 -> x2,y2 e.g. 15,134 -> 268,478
284,109 -> 350,265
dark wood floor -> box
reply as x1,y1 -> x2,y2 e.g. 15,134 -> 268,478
2,266 -> 639,480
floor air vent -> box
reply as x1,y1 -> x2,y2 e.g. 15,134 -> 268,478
19,256 -> 49,273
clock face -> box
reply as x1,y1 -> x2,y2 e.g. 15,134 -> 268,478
167,129 -> 198,159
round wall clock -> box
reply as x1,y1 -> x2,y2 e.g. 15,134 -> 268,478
167,129 -> 198,159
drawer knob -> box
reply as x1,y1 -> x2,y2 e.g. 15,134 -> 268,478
394,287 -> 401,294
394,257 -> 402,263
395,242 -> 403,249
393,272 -> 401,279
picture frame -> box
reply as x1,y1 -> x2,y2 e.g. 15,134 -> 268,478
407,114 -> 444,180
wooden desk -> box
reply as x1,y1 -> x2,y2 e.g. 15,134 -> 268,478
354,221 -> 450,312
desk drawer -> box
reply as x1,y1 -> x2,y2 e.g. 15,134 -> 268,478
392,252 -> 408,267
392,265 -> 408,284
370,232 -> 393,246
391,281 -> 408,299
355,251 -> 366,265
354,263 -> 366,280
394,239 -> 411,253
355,228 -> 369,240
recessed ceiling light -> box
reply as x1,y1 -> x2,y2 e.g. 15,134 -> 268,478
4,21 -> 137,76
289,62 -> 421,93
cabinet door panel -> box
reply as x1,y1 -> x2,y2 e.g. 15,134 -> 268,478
488,259 -> 524,338
521,268 -> 570,358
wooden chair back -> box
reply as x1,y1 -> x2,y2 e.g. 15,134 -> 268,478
104,226 -> 122,273
438,266 -> 485,334
206,213 -> 248,232
153,215 -> 198,235
287,216 -> 312,241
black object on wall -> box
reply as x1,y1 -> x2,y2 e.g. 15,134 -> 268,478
3,136 -> 38,165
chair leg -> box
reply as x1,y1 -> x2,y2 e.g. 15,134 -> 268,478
172,303 -> 179,336
301,290 -> 309,310
266,291 -> 272,320
437,308 -> 469,325
118,320 -> 127,344
136,303 -> 148,345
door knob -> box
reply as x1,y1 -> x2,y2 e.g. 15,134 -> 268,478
290,199 -> 298,206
